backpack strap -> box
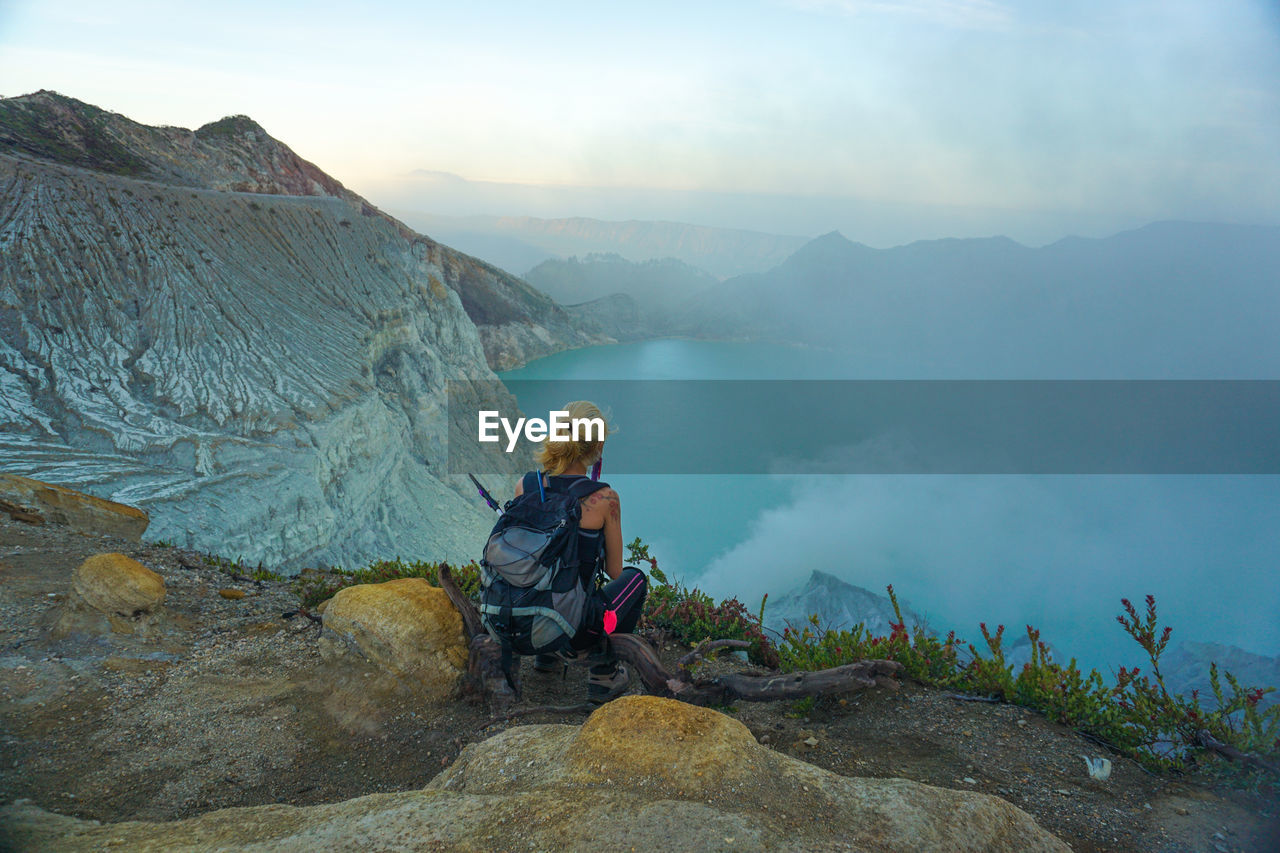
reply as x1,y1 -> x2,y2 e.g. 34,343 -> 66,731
521,471 -> 542,503
566,477 -> 609,500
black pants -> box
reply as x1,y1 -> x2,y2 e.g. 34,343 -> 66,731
572,566 -> 648,651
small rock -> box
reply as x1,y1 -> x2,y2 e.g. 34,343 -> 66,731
218,588 -> 246,600
1175,807 -> 1189,816
1054,789 -> 1071,796
1015,719 -> 1027,727
962,777 -> 977,785
803,737 -> 819,747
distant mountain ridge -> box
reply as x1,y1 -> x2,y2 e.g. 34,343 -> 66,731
763,570 -> 923,639
677,222 -> 1280,376
399,212 -> 810,279
1163,641 -> 1280,710
523,253 -> 719,341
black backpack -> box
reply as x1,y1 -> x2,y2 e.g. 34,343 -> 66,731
478,471 -> 609,657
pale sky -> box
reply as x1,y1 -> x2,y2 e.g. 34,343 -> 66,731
2,0 -> 1278,244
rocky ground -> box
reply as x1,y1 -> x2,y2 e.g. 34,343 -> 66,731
1,513 -> 1277,851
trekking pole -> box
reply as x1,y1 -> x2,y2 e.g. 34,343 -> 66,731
468,473 -> 501,513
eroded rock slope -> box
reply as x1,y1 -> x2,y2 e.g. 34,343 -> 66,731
0,91 -> 590,567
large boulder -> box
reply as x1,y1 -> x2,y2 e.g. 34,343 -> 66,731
0,474 -> 149,541
318,578 -> 467,697
0,696 -> 1070,852
52,553 -> 166,638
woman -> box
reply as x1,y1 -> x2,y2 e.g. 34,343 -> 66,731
512,400 -> 647,705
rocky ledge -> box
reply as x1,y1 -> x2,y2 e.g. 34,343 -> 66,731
1,484 -> 1275,852
2,695 -> 1068,852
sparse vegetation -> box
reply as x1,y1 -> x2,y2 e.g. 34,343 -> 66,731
627,538 -> 1279,779
293,558 -> 482,609
0,96 -> 149,176
204,552 -> 288,583
194,115 -> 259,140
631,537 -> 779,668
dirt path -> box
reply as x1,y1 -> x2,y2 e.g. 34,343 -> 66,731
1,514 -> 1276,851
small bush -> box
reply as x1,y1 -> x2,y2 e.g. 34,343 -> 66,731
293,558 -> 482,609
779,586 -> 1279,776
634,538 -> 779,668
776,585 -> 962,687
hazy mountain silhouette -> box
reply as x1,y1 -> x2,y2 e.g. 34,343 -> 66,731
678,223 -> 1280,377
398,213 -> 809,279
525,253 -> 717,314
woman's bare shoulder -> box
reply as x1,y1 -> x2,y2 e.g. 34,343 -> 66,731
583,486 -> 620,517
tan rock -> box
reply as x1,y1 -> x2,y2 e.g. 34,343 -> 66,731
0,474 -> 148,541
0,697 -> 1069,852
218,588 -> 246,600
568,695 -> 760,792
53,553 -> 166,638
319,578 -> 467,697
74,553 -> 165,615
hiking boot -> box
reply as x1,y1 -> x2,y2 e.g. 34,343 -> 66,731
586,662 -> 631,705
532,648 -> 579,673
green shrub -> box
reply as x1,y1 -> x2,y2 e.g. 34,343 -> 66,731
201,552 -> 286,582
293,558 -> 482,609
633,538 -> 779,668
779,586 -> 1279,776
776,585 -> 963,687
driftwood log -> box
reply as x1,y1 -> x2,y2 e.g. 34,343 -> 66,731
1196,729 -> 1280,776
439,565 -> 902,716
437,564 -> 521,715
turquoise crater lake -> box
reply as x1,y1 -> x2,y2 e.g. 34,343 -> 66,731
498,339 -> 1280,673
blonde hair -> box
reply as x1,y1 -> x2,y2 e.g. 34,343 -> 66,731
535,400 -> 611,476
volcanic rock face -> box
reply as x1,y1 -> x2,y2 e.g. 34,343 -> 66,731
0,91 -> 597,567
0,696 -> 1070,852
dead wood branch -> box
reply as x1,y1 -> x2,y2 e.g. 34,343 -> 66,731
483,702 -> 594,728
946,693 -> 1002,703
466,634 -> 520,715
1196,729 -> 1280,776
439,564 -> 520,715
679,639 -> 750,669
439,563 -> 485,638
609,632 -> 901,707
281,607 -> 322,626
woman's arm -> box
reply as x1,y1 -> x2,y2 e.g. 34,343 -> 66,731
593,488 -> 623,581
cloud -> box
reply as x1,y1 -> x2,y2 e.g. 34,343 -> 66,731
695,475 -> 1280,670
788,0 -> 1014,30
